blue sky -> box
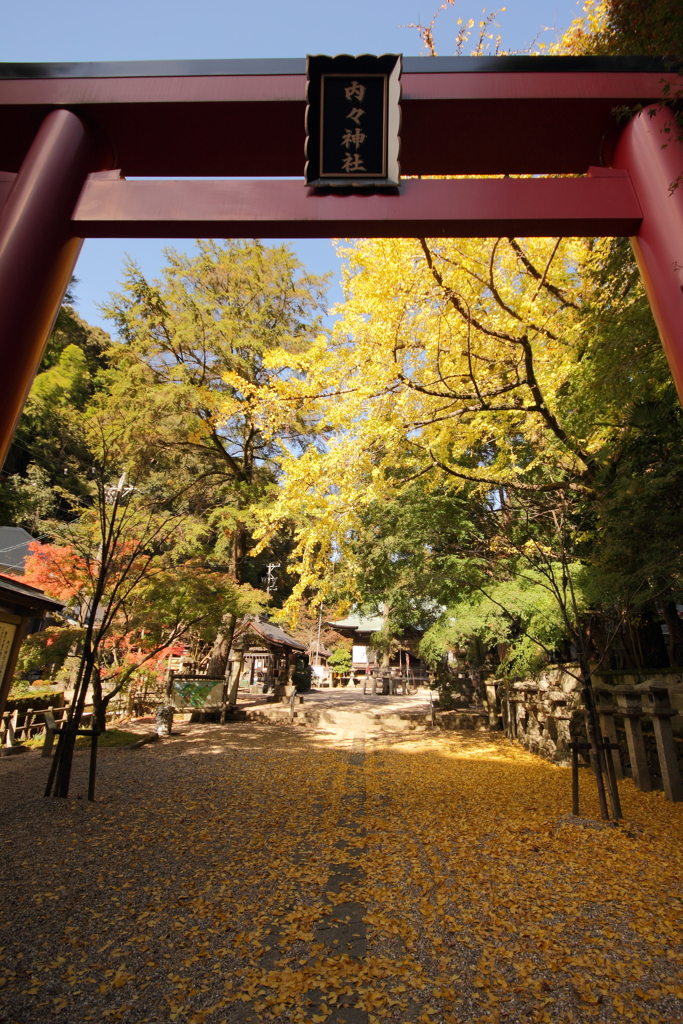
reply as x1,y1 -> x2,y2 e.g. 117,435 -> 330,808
2,0 -> 584,332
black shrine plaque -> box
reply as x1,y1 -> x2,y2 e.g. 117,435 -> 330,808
305,54 -> 401,187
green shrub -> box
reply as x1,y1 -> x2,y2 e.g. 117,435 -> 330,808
16,626 -> 85,678
23,728 -> 141,750
328,646 -> 352,673
5,689 -> 65,714
292,663 -> 312,692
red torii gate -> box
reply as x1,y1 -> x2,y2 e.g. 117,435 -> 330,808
0,54 -> 682,467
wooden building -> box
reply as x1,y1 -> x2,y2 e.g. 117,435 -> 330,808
228,617 -> 308,693
0,574 -> 65,723
326,613 -> 428,676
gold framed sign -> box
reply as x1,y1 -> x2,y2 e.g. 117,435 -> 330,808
305,54 -> 401,188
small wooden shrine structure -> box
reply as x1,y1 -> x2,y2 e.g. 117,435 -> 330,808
326,613 -> 428,675
0,574 -> 65,723
228,616 -> 308,693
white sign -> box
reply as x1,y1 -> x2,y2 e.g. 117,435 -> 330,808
0,621 -> 17,683
352,645 -> 368,665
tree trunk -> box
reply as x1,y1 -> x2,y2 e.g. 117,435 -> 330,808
231,523 -> 248,583
219,615 -> 238,722
91,666 -> 107,734
663,601 -> 683,667
578,653 -> 610,821
206,612 -> 237,678
381,602 -> 391,668
53,650 -> 96,798
586,613 -> 610,669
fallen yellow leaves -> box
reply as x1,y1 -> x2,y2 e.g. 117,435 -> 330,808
2,725 -> 683,1024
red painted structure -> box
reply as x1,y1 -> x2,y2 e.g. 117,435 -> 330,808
0,55 -> 682,465
614,106 -> 683,399
70,172 -> 643,238
0,110 -> 110,457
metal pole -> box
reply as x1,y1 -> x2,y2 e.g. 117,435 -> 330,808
0,109 -> 111,467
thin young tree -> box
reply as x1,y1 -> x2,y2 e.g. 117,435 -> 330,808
47,402 -> 259,799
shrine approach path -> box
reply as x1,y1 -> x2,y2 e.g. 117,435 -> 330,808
1,719 -> 683,1024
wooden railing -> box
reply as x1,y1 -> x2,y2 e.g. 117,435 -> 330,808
1,704 -> 94,756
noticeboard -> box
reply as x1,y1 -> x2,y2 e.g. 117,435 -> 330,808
0,620 -> 17,684
305,53 -> 402,187
352,645 -> 368,665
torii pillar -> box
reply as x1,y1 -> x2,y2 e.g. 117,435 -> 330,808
614,105 -> 683,400
0,109 -> 111,467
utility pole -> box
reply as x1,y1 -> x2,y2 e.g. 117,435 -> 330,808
104,471 -> 135,505
315,602 -> 323,666
262,562 -> 280,595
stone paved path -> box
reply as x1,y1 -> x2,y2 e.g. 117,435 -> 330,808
1,719 -> 683,1023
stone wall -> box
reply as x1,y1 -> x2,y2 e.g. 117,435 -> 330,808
488,666 -> 683,800
492,665 -> 584,766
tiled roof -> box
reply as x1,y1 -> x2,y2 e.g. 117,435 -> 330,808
0,573 -> 65,612
0,526 -> 35,573
239,618 -> 307,651
326,614 -> 384,633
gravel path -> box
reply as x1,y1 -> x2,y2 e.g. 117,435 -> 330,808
1,720 -> 683,1023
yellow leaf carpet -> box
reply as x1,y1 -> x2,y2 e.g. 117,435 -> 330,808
0,721 -> 682,1023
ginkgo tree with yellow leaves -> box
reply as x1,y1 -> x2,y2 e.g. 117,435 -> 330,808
249,227 -> 683,819
254,232 -> 599,603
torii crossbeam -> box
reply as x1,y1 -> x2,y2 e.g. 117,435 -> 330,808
0,55 -> 682,463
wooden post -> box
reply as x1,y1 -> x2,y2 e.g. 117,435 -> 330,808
616,689 -> 652,793
88,731 -> 99,801
646,686 -> 683,803
570,743 -> 580,815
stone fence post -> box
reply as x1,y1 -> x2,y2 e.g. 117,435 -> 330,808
485,681 -> 501,730
507,692 -> 522,741
646,686 -> 683,803
615,688 -> 652,793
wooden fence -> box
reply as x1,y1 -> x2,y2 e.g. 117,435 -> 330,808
1,704 -> 94,756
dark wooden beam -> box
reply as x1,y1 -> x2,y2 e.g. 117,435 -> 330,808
0,57 -> 677,177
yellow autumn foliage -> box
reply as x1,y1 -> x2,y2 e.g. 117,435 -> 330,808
7,722 -> 683,1023
248,233 -> 606,612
